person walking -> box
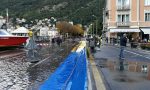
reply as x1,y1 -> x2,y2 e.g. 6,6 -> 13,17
51,38 -> 55,46
130,38 -> 134,48
89,38 -> 95,53
56,37 -> 62,47
106,37 -> 108,43
119,34 -> 127,60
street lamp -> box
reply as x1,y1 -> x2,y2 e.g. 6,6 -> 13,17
90,24 -> 93,36
92,15 -> 98,36
102,8 -> 106,35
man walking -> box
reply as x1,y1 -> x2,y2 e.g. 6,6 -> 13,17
89,38 -> 95,53
119,34 -> 127,60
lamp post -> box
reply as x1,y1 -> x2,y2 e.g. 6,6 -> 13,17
90,23 -> 93,36
92,15 -> 98,36
102,8 -> 106,36
92,23 -> 94,36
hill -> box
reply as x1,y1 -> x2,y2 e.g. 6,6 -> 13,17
0,0 -> 105,25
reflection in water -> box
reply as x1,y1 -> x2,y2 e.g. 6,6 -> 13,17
119,60 -> 124,71
141,65 -> 148,73
106,60 -> 150,81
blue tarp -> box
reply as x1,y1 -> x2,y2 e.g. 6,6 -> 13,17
66,49 -> 87,90
40,48 -> 87,90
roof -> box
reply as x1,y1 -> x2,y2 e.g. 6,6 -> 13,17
11,27 -> 29,34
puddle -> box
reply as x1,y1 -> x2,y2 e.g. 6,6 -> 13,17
100,60 -> 150,83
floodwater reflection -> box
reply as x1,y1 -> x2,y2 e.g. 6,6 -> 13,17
119,60 -> 124,71
98,59 -> 150,90
100,59 -> 150,82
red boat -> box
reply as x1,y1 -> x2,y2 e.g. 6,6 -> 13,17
0,29 -> 28,47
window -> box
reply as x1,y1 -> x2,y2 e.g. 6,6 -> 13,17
145,0 -> 150,6
117,0 -> 130,8
145,12 -> 150,21
118,0 -> 122,7
126,15 -> 129,22
117,14 -> 129,22
118,15 -> 122,22
122,0 -> 130,6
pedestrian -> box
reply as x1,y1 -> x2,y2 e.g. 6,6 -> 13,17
97,36 -> 101,48
51,38 -> 55,45
113,38 -> 115,45
89,38 -> 95,53
119,34 -> 127,60
56,37 -> 62,47
106,37 -> 108,43
51,38 -> 55,50
130,38 -> 134,48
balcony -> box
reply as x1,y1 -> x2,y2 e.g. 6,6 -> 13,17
117,6 -> 130,11
117,22 -> 130,26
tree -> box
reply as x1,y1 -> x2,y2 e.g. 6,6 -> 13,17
56,21 -> 84,36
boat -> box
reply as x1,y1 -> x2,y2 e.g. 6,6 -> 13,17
0,29 -> 28,47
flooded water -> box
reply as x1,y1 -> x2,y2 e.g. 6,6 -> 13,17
0,41 -> 76,90
95,59 -> 150,90
27,42 -> 76,90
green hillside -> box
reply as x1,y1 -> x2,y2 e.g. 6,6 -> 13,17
0,0 -> 105,25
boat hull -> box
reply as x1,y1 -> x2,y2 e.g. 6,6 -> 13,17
0,36 -> 28,47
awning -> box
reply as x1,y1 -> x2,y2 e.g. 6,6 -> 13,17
110,28 -> 140,33
141,28 -> 150,34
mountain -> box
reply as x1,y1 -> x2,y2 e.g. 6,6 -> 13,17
0,0 -> 105,25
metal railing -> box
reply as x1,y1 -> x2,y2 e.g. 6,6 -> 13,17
116,22 -> 130,26
117,6 -> 130,10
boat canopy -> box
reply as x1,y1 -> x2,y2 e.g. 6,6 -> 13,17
0,29 -> 13,36
11,27 -> 29,34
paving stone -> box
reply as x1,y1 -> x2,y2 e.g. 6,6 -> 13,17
7,82 -> 14,86
17,81 -> 23,84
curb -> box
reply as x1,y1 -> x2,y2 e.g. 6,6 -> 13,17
87,48 -> 106,90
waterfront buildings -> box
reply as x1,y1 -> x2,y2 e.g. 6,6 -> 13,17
103,0 -> 150,43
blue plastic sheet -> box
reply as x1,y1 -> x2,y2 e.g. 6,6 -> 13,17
66,49 -> 87,90
40,48 -> 87,90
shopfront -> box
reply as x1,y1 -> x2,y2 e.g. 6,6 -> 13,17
140,28 -> 150,42
107,28 -> 140,44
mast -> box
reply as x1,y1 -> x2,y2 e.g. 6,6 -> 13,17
6,8 -> 9,31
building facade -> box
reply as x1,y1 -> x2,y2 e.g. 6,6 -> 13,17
103,0 -> 150,43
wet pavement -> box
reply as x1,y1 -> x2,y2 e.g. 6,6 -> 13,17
0,41 -> 77,90
93,45 -> 150,90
